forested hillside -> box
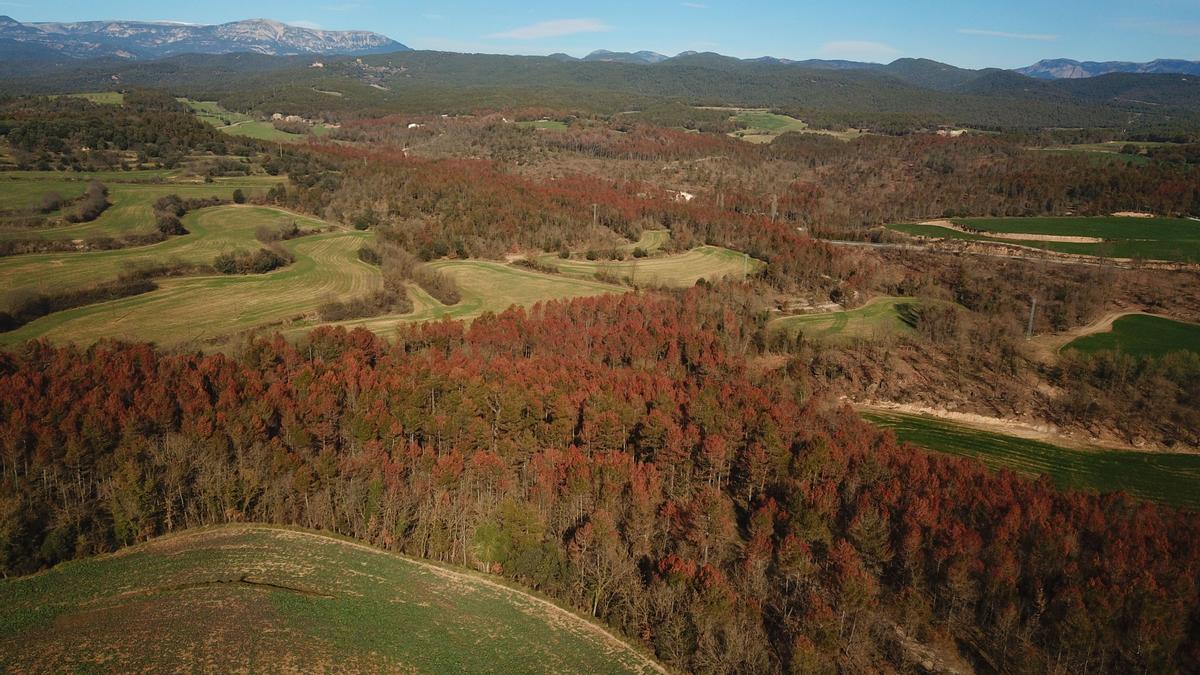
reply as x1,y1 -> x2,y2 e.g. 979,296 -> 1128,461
1,294 -> 1197,672
4,50 -> 1200,133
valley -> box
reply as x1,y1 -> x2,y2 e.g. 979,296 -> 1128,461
0,15 -> 1198,673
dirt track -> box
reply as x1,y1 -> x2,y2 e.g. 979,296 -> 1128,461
1024,310 -> 1153,363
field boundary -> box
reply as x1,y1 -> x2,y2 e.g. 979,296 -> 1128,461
854,400 -> 1198,454
81,523 -> 667,674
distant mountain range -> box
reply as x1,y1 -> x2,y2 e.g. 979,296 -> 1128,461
534,52 -> 1200,80
1016,59 -> 1200,79
0,16 -> 406,60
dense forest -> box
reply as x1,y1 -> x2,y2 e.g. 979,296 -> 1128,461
4,50 -> 1200,135
0,293 -> 1197,673
0,91 -> 257,169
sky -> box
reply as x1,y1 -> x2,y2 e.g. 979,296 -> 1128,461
4,0 -> 1200,68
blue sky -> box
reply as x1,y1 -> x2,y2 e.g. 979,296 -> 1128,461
5,1 -> 1200,68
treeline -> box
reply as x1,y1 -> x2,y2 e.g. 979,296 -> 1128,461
0,276 -> 155,333
212,247 -> 292,275
63,180 -> 109,223
0,90 -> 257,170
0,293 -> 1196,673
265,144 -> 867,298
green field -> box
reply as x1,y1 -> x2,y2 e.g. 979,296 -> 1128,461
0,176 -> 91,212
0,200 -> 301,308
0,172 -> 280,241
770,297 -> 920,343
545,246 -> 759,287
316,260 -> 625,337
1031,147 -> 1149,167
865,412 -> 1200,510
0,525 -> 659,673
729,111 -> 809,143
517,119 -> 569,131
60,92 -> 125,105
621,229 -> 670,254
0,206 -> 374,346
889,216 -> 1200,262
183,99 -> 332,143
1065,314 -> 1200,358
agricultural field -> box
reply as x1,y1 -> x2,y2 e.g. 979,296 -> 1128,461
60,92 -> 125,105
620,229 -> 670,254
728,110 -> 808,143
517,119 -> 569,131
1065,314 -> 1200,358
890,215 -> 1200,262
865,411 -> 1200,510
0,204 -> 319,308
0,171 -> 280,240
545,245 -> 759,287
182,99 -> 332,143
0,206 -> 373,346
0,525 -> 660,673
770,296 -> 920,343
314,260 -> 625,337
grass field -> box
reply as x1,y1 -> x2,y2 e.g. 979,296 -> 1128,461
621,229 -> 670,254
1065,314 -> 1200,358
183,99 -> 331,143
865,412 -> 1200,510
770,297 -> 920,343
316,260 -> 626,337
0,172 -> 281,241
0,206 -> 374,345
890,216 -> 1200,263
0,525 -> 659,673
517,119 -> 569,131
545,246 -> 760,287
729,111 -> 809,143
1030,148 -> 1149,167
60,92 -> 125,105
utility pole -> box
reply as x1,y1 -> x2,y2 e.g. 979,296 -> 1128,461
1026,297 -> 1037,339
743,252 -> 749,281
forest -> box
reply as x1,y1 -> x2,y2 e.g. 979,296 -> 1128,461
1,293 -> 1198,673
1,57 -> 1199,672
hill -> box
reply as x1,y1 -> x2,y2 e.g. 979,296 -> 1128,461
1,47 -> 1197,132
0,525 -> 661,673
0,16 -> 406,59
1018,58 -> 1200,79
584,49 -> 668,64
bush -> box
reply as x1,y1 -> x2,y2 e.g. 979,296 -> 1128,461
413,265 -> 461,305
232,189 -> 246,204
317,287 -> 413,321
155,214 -> 187,236
213,247 -> 293,275
39,191 -> 64,214
357,245 -> 382,265
64,181 -> 109,223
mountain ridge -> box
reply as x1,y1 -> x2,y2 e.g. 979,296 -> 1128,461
0,16 -> 406,59
1017,58 -> 1200,79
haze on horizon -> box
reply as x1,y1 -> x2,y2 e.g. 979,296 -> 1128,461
8,0 -> 1200,70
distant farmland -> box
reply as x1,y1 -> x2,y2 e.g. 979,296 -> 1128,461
0,525 -> 661,673
1065,314 -> 1200,358
865,411 -> 1200,510
769,297 -> 921,343
545,245 -> 759,287
890,215 -> 1200,262
182,99 -> 332,143
0,206 -> 374,346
